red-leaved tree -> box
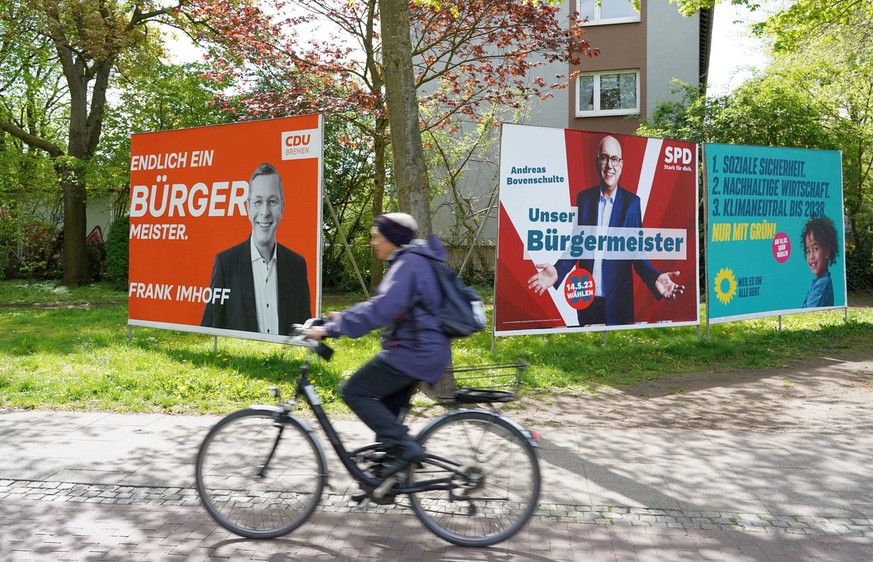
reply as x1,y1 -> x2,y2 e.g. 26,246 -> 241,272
190,0 -> 596,284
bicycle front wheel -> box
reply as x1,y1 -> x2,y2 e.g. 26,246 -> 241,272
408,410 -> 541,547
195,408 -> 326,539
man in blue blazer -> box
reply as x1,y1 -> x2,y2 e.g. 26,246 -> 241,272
528,135 -> 684,326
201,163 -> 311,335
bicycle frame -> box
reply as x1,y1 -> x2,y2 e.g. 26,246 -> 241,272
284,364 -> 522,498
291,368 -> 384,492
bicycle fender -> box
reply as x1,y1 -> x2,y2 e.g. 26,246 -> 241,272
416,408 -> 540,449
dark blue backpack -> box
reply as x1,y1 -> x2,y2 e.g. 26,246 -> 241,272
428,259 -> 487,338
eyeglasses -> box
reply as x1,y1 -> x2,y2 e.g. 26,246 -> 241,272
250,198 -> 282,211
598,154 -> 623,167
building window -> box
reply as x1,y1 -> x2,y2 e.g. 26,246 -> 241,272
576,70 -> 640,117
577,0 -> 640,25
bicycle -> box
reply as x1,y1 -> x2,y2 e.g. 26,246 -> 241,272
194,319 -> 542,547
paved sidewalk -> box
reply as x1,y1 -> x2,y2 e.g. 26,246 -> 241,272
1,406 -> 872,561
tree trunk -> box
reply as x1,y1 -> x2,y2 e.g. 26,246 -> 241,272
378,0 -> 432,236
58,161 -> 88,286
371,125 -> 388,291
378,0 -> 455,390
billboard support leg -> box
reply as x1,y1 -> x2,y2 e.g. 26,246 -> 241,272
325,195 -> 369,298
460,181 -> 499,277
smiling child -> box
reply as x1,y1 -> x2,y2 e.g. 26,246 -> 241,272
800,216 -> 838,308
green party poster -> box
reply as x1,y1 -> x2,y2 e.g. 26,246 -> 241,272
704,144 -> 845,323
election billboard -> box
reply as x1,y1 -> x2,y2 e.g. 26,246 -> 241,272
704,144 -> 845,323
128,114 -> 323,343
495,124 -> 699,335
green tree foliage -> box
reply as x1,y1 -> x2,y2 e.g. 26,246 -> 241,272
758,3 -> 873,288
773,15 -> 873,288
671,0 -> 871,51
0,2 -> 65,280
643,0 -> 873,288
752,0 -> 872,52
94,59 -> 235,218
0,1 -> 189,286
638,78 -> 834,149
0,1 -> 255,286
321,118 -> 378,293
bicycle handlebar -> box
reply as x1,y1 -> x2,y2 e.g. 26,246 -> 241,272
290,318 -> 334,361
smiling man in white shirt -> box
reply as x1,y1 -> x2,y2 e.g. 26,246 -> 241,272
202,162 -> 311,335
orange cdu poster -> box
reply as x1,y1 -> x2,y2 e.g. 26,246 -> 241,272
128,114 -> 323,343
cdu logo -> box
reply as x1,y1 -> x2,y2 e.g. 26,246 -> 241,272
281,128 -> 322,161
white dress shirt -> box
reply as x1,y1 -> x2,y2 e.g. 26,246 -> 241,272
593,192 -> 614,298
250,238 -> 279,335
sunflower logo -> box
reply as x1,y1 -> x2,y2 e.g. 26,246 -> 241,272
713,268 -> 737,305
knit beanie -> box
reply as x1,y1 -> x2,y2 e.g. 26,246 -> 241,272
374,213 -> 418,247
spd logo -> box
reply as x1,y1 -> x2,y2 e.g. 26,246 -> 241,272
664,145 -> 693,165
281,128 -> 322,161
663,144 -> 694,172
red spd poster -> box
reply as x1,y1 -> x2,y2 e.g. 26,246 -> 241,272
495,124 -> 699,335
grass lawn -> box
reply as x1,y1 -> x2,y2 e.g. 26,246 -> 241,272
1,280 -> 871,414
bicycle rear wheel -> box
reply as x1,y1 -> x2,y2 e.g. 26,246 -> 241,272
195,408 -> 326,539
408,410 -> 541,547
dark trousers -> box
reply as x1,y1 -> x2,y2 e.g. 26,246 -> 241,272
340,356 -> 419,449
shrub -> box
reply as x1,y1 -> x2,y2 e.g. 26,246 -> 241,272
9,220 -> 61,281
0,209 -> 14,280
87,236 -> 107,282
105,214 -> 129,289
322,242 -> 372,293
846,245 -> 873,290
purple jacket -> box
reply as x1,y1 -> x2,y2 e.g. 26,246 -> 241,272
323,235 -> 451,383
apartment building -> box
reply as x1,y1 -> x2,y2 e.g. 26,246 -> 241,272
435,0 -> 712,261
568,0 -> 712,135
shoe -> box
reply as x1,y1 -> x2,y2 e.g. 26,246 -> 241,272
381,441 -> 425,477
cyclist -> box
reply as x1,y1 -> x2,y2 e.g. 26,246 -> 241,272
305,213 -> 450,474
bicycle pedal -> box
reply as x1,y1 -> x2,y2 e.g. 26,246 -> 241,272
351,492 -> 368,504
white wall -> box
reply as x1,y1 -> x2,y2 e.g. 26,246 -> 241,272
430,2 -> 573,248
646,0 -> 700,115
